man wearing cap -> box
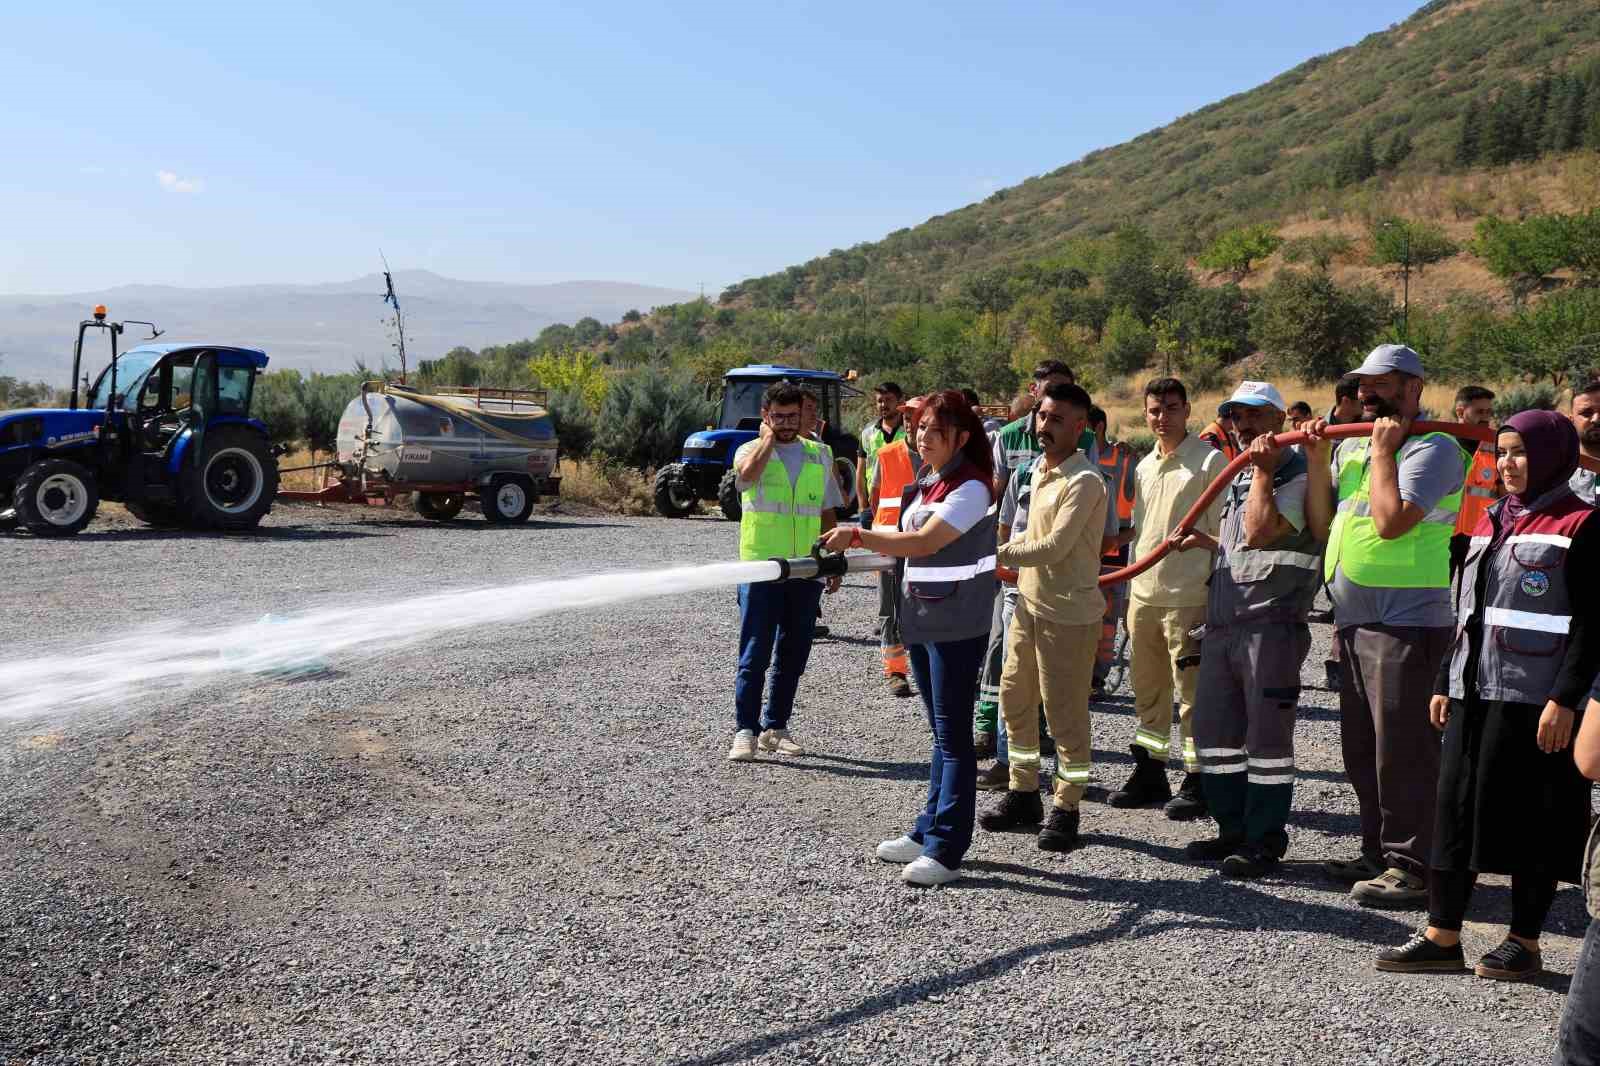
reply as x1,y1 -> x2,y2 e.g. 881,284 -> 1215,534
1186,382 -> 1323,877
1306,344 -> 1467,908
869,395 -> 924,699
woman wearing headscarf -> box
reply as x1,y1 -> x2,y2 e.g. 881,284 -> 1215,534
1376,410 -> 1600,980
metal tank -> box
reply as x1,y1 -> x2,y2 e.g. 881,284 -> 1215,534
336,384 -> 558,486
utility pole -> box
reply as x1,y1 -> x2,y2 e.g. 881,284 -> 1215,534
1382,221 -> 1412,341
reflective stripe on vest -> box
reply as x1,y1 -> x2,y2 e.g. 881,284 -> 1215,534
738,438 -> 827,561
904,555 -> 998,583
873,440 -> 917,532
1455,443 -> 1499,535
1483,606 -> 1571,634
861,420 -> 905,492
1324,433 -> 1463,589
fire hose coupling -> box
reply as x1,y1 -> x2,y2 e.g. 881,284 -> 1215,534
767,543 -> 898,582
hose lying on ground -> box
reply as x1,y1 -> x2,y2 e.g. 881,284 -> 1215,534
992,420 -> 1600,589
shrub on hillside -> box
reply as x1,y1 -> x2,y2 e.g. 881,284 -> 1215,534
1101,306 -> 1156,376
592,366 -> 715,470
1250,270 -> 1393,383
253,369 -> 308,447
1493,382 -> 1560,422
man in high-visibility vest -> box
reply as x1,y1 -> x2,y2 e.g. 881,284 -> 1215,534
1449,385 -> 1499,580
726,381 -> 846,763
868,395 -> 925,699
856,381 -> 906,525
1305,344 -> 1466,908
1089,405 -> 1136,696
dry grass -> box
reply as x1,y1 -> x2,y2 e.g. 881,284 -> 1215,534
275,447 -> 339,492
556,457 -> 656,516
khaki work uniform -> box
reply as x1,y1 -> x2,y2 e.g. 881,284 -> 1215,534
1128,433 -> 1227,771
995,452 -> 1108,809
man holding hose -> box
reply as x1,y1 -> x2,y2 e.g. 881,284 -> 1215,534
1305,344 -> 1465,908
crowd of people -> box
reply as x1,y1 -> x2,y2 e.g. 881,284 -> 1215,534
719,346 -> 1600,1061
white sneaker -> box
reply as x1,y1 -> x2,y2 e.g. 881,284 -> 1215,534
727,730 -> 758,762
758,728 -> 805,755
875,835 -> 923,863
902,855 -> 959,887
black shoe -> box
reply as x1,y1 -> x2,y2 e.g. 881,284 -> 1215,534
1475,938 -> 1542,982
1164,772 -> 1207,821
1323,659 -> 1342,691
1108,745 -> 1172,808
1322,852 -> 1385,884
1221,845 -> 1279,880
973,730 -> 996,760
812,625 -> 831,639
1184,835 -> 1243,862
1038,807 -> 1081,853
979,789 -> 1043,832
1375,931 -> 1468,974
1039,733 -> 1057,758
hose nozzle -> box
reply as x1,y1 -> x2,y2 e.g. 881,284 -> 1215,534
767,541 -> 897,581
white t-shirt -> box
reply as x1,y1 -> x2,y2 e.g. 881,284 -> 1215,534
902,478 -> 991,535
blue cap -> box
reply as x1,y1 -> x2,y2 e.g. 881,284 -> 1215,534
1351,344 -> 1425,380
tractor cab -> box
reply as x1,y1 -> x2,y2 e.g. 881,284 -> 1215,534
652,364 -> 861,521
0,307 -> 279,537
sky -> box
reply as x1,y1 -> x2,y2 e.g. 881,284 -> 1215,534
2,0 -> 1426,296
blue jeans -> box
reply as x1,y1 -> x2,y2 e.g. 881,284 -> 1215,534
735,580 -> 823,733
1556,918 -> 1600,1065
907,635 -> 986,869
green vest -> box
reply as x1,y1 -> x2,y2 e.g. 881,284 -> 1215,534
1324,433 -> 1463,590
739,438 -> 827,561
860,420 -> 905,492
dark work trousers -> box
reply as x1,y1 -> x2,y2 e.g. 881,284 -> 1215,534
1428,868 -> 1558,938
906,635 -> 986,869
1556,919 -> 1600,1065
735,579 -> 823,734
1194,622 -> 1313,857
1337,624 -> 1453,876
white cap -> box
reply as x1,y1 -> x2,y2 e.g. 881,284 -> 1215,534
1218,380 -> 1286,416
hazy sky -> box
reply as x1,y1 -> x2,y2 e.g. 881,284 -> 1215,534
4,1 -> 1422,294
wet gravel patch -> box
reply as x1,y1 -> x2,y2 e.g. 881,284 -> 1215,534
1,503 -> 1588,1064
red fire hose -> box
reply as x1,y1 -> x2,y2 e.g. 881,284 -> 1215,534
994,421 -> 1600,589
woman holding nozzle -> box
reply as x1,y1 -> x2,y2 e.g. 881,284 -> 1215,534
820,390 -> 997,887
1376,410 -> 1600,982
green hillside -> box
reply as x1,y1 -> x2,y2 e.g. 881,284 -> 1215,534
724,0 -> 1600,312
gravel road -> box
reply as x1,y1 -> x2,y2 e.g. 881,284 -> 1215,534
1,501 -> 1588,1065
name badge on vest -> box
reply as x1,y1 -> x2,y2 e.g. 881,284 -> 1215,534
1521,571 -> 1550,598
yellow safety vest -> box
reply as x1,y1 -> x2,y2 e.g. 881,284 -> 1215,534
739,438 -> 827,561
1324,433 -> 1463,589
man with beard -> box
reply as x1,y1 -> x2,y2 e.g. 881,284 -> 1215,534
1306,345 -> 1466,908
1570,380 -> 1600,505
1449,385 -> 1499,581
1186,382 -> 1323,878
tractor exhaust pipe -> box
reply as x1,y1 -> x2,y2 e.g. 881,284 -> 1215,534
767,543 -> 897,581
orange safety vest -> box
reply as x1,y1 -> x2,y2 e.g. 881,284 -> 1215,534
1094,440 -> 1136,560
1200,421 -> 1240,463
1455,441 -> 1501,535
872,440 -> 917,531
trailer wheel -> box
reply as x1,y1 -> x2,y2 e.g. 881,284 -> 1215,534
125,500 -> 183,528
13,458 -> 99,537
653,464 -> 697,518
414,492 -> 465,522
483,474 -> 534,524
717,468 -> 741,522
833,455 -> 858,513
182,426 -> 280,531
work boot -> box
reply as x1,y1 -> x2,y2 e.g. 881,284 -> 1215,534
1037,807 -> 1081,853
1163,772 -> 1207,821
975,761 -> 1010,791
979,789 -> 1043,833
812,625 -> 831,640
973,730 -> 997,760
1221,844 -> 1279,880
1322,852 -> 1386,885
888,673 -> 912,698
1351,866 -> 1427,909
1108,745 -> 1172,809
1184,835 -> 1243,862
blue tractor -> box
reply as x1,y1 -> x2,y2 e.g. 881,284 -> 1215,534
0,307 -> 280,537
652,364 -> 861,520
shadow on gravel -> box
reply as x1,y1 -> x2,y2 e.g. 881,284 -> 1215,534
1287,809 -> 1364,836
23,525 -> 389,543
667,857 -> 1417,1066
760,753 -> 926,782
335,518 -> 628,532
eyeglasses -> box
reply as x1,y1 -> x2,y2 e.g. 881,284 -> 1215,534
767,413 -> 801,425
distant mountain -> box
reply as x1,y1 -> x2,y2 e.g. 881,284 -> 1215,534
0,271 -> 696,382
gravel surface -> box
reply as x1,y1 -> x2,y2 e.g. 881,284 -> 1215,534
1,501 -> 1588,1064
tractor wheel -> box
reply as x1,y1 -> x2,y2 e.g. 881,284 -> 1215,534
653,464 -> 697,518
125,499 -> 183,528
13,458 -> 99,537
482,474 -> 535,524
414,492 -> 465,522
717,468 -> 742,522
182,426 -> 280,531
832,455 -> 858,513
